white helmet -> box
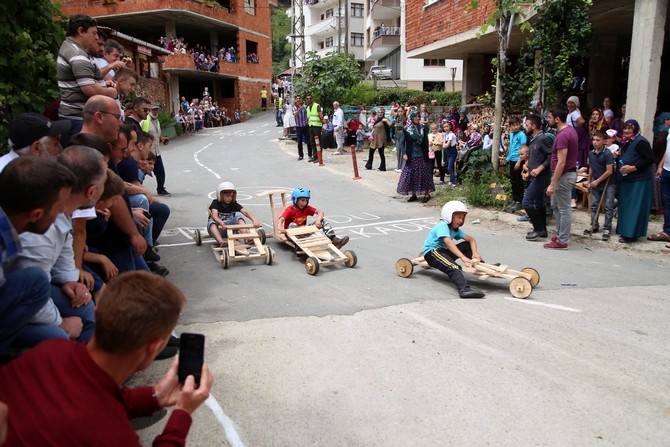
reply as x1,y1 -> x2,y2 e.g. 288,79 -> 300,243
441,200 -> 468,224
217,181 -> 236,202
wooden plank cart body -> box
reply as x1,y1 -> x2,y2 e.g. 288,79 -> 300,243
193,223 -> 274,269
395,255 -> 540,299
256,189 -> 357,275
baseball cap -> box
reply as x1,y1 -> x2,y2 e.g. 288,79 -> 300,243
150,104 -> 160,110
8,113 -> 71,149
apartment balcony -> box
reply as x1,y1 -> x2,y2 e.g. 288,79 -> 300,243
304,0 -> 338,11
366,26 -> 400,59
162,53 -> 247,78
370,0 -> 400,21
307,16 -> 339,38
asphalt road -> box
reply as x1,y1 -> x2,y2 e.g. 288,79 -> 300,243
135,112 -> 670,446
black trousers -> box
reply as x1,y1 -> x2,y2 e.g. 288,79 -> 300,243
509,163 -> 525,203
423,241 -> 472,291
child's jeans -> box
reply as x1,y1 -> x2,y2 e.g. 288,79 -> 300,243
589,182 -> 616,230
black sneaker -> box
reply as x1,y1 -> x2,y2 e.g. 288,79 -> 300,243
167,335 -> 180,347
147,262 -> 169,277
459,287 -> 485,299
157,189 -> 172,197
143,247 -> 160,262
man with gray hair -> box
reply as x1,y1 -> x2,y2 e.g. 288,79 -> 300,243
0,113 -> 71,172
9,146 -> 107,347
332,101 -> 346,155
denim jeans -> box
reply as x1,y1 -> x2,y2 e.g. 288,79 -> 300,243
550,171 -> 577,243
589,182 -> 616,230
129,194 -> 154,246
51,284 -> 95,342
444,149 -> 457,184
0,267 -> 52,351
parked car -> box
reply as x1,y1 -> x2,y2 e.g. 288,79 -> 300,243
367,66 -> 392,80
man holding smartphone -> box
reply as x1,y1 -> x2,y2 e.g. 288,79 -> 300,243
0,271 -> 213,446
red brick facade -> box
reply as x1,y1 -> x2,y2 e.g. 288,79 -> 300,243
404,0 -> 494,52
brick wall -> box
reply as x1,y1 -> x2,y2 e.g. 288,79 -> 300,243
405,0 -> 494,52
136,78 -> 170,110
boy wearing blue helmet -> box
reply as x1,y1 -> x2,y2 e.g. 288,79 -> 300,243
278,187 -> 349,249
422,200 -> 485,298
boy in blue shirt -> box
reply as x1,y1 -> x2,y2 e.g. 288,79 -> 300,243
584,130 -> 615,240
423,201 -> 485,298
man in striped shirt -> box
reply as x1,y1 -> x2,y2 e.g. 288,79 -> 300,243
293,95 -> 309,161
57,14 -> 118,143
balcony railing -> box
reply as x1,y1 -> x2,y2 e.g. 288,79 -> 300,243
372,25 -> 400,39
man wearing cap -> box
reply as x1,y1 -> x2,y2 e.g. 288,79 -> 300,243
57,14 -> 118,143
141,104 -> 171,196
0,114 -> 71,172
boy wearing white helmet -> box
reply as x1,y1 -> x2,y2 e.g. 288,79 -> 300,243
422,200 -> 485,298
208,182 -> 261,246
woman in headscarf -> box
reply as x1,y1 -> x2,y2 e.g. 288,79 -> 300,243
617,119 -> 655,243
397,110 -> 435,203
588,108 -> 608,137
365,107 -> 392,171
566,96 -> 585,128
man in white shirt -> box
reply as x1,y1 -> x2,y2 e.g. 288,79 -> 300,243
332,101 -> 346,155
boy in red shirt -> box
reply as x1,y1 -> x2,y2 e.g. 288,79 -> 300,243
278,187 -> 349,249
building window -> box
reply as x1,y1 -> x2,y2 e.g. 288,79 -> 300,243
246,40 -> 258,63
244,0 -> 255,15
325,37 -> 334,48
350,3 -> 363,17
351,33 -> 363,47
424,59 -> 445,67
325,8 -> 334,18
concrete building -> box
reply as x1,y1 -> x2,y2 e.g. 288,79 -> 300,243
291,0 -> 366,65
58,0 -> 274,114
404,0 -> 669,136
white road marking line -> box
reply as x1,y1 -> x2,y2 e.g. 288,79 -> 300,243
177,227 -> 194,239
193,144 -> 221,179
503,297 -> 582,312
334,216 -> 433,230
205,395 -> 246,447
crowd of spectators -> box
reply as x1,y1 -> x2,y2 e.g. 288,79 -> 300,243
158,36 -> 240,72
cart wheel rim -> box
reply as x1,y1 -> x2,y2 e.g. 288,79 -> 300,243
258,228 -> 267,245
395,258 -> 414,278
194,230 -> 202,246
305,256 -> 319,275
265,245 -> 273,265
221,251 -> 229,269
344,250 -> 357,268
520,267 -> 540,287
509,277 -> 532,298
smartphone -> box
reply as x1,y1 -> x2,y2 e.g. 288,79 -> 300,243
177,333 -> 205,386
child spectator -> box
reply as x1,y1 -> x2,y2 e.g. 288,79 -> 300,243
356,123 -> 365,152
207,182 -> 261,247
278,187 -> 349,249
506,117 -> 528,212
516,145 -> 530,184
428,122 -> 445,183
584,130 -> 616,241
422,201 -> 485,298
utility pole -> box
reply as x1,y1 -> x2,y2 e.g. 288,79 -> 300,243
290,0 -> 305,82
337,0 -> 342,53
344,0 -> 349,55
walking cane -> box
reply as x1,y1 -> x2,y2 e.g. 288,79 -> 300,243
589,175 -> 611,236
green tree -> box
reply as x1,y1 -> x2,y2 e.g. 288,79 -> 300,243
271,4 -> 291,75
470,0 -> 531,170
0,0 -> 67,153
292,51 -> 361,113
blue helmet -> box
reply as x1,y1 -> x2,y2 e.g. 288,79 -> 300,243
291,187 -> 311,205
